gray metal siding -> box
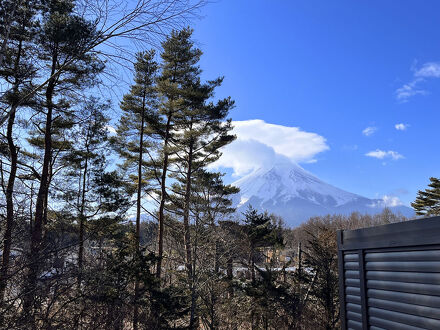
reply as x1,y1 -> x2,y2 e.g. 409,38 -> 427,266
365,249 -> 440,329
344,252 -> 364,329
338,217 -> 440,330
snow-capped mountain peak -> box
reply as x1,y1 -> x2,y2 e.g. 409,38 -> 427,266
231,160 -> 413,227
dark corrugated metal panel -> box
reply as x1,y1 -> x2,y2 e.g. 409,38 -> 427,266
346,303 -> 361,313
365,250 -> 440,262
368,297 -> 440,320
346,278 -> 360,287
346,287 -> 360,296
347,311 -> 362,322
367,288 -> 440,307
346,295 -> 361,304
369,316 -> 426,330
366,261 -> 440,272
369,307 -> 440,329
339,216 -> 440,251
345,253 -> 359,262
345,270 -> 360,279
344,253 -> 363,329
365,249 -> 440,329
338,218 -> 440,330
368,279 -> 440,296
366,270 -> 440,284
347,319 -> 362,330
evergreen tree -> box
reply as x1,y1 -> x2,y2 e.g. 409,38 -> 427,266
23,0 -> 104,324
236,207 -> 285,329
111,49 -> 158,329
152,28 -> 203,281
191,170 -> 239,329
159,28 -> 235,327
59,97 -> 111,290
411,177 -> 440,216
0,0 -> 23,68
243,206 -> 283,284
0,0 -> 38,306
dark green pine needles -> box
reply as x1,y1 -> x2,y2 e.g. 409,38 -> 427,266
412,177 -> 440,216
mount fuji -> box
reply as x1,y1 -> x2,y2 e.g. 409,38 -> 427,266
230,159 -> 414,227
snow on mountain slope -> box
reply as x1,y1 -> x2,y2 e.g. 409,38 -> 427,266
231,159 -> 414,227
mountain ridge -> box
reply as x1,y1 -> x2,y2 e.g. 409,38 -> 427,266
230,159 -> 414,227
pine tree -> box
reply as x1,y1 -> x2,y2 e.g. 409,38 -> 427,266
0,0 -> 38,306
153,28 -> 203,282
243,206 -> 281,284
0,0 -> 23,68
160,28 -> 235,327
111,49 -> 158,330
411,177 -> 440,216
59,97 -> 111,290
23,0 -> 104,324
240,207 -> 285,329
190,170 -> 239,329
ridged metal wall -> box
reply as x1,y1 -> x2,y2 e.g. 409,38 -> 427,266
344,252 -> 363,329
338,217 -> 440,330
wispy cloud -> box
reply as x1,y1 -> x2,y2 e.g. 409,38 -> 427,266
395,123 -> 409,131
362,126 -> 377,136
395,79 -> 427,101
365,149 -> 404,160
396,62 -> 440,102
212,120 -> 329,176
370,195 -> 404,208
415,62 -> 440,78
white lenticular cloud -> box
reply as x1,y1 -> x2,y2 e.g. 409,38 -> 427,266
212,119 -> 329,176
395,123 -> 409,131
365,149 -> 404,160
362,126 -> 377,136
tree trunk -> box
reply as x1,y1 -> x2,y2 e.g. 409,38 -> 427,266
183,141 -> 193,276
23,45 -> 57,328
133,95 -> 146,330
189,211 -> 198,329
77,150 -> 88,290
0,104 -> 18,304
0,37 -> 22,305
184,140 -> 197,328
156,114 -> 172,280
74,139 -> 89,328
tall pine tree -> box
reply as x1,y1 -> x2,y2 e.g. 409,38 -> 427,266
411,177 -> 440,216
0,0 -> 38,306
23,0 -> 104,325
111,49 -> 158,330
152,29 -> 203,282
164,28 -> 235,327
59,97 -> 110,288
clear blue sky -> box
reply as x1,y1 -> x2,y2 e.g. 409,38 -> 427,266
187,0 -> 440,206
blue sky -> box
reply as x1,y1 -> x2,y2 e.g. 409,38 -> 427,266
185,0 -> 440,206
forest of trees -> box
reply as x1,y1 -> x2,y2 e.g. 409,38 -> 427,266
0,1 -> 412,329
